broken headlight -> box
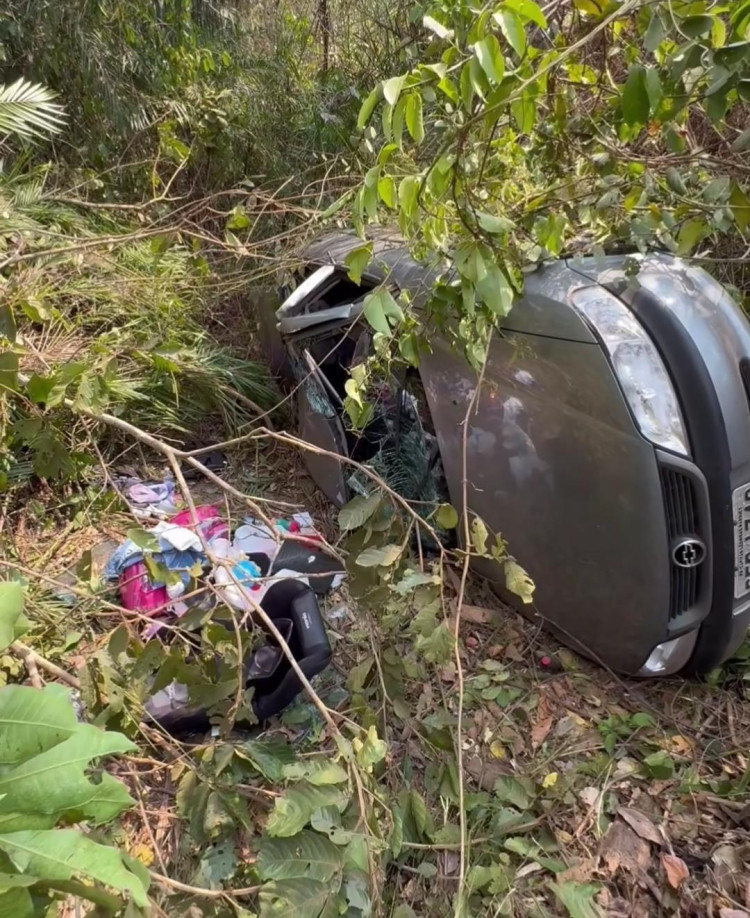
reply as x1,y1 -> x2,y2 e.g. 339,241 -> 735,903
571,287 -> 688,456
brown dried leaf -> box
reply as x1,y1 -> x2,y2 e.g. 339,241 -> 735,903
531,691 -> 554,750
557,857 -> 597,884
460,604 -> 493,625
661,853 -> 689,889
719,910 -> 749,918
617,807 -> 663,846
600,821 -> 650,875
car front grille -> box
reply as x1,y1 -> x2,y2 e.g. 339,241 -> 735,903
660,467 -> 701,619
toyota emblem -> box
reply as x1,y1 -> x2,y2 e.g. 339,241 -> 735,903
672,539 -> 706,568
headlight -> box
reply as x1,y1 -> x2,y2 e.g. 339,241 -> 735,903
570,287 -> 688,455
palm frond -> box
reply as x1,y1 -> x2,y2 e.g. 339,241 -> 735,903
0,79 -> 66,140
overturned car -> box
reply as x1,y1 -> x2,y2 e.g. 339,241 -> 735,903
261,230 -> 750,677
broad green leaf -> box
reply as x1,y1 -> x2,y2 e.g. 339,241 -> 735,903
494,10 -> 526,56
283,759 -> 349,786
493,775 -> 535,809
643,12 -> 666,52
377,175 -> 395,208
573,0 -> 606,16
474,35 -> 504,84
0,306 -> 15,343
0,725 -> 135,829
383,75 -> 406,107
460,60 -> 475,111
0,353 -> 18,393
265,783 -> 348,837
511,87 -> 536,132
339,493 -> 381,531
665,167 -> 687,195
25,374 -> 55,406
0,583 -> 24,653
681,14 -> 714,37
357,87 -> 380,129
477,263 -> 514,315
0,886 -> 33,917
226,207 -> 250,230
362,288 -> 404,335
501,0 -> 547,28
259,876 -> 341,918
676,217 -> 708,254
714,41 -> 749,69
730,181 -> 750,231
551,881 -> 604,918
125,527 -> 160,552
477,212 -> 515,235
0,830 -> 148,907
356,544 -> 402,567
642,750 -> 675,779
435,503 -> 459,529
398,175 -> 419,219
504,559 -> 535,604
470,517 -> 489,555
0,685 -> 79,767
404,93 -> 424,143
258,830 -> 342,883
343,243 -> 372,285
355,726 -> 387,770
622,65 -> 650,125
423,15 -> 454,39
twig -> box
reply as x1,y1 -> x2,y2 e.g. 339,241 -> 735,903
149,872 -> 259,899
11,642 -> 80,689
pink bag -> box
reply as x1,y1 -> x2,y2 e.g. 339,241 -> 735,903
119,562 -> 169,613
170,505 -> 227,543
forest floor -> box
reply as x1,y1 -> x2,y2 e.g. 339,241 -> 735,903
6,434 -> 750,918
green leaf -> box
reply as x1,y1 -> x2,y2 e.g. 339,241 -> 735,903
714,41 -> 749,68
339,493 -> 381,531
0,584 -> 24,653
355,726 -> 387,770
0,886 -> 33,918
477,263 -> 514,315
681,14 -> 714,37
355,544 -> 403,567
644,12 -> 666,52
357,87 -> 380,129
471,517 -> 489,555
362,288 -> 404,335
25,374 -> 55,406
398,175 -> 419,219
435,503 -> 459,529
383,75 -> 406,107
404,93 -> 424,143
676,217 -> 708,254
343,242 -> 372,285
551,881 -> 604,918
504,559 -> 535,604
0,353 -> 18,393
0,79 -> 65,140
474,35 -> 505,84
125,528 -> 160,552
501,0 -> 547,28
259,876 -> 341,918
665,167 -> 687,195
258,831 -> 343,883
0,830 -> 148,907
511,87 -> 536,133
377,175 -> 396,208
730,181 -> 750,231
477,212 -> 515,235
493,776 -> 535,809
494,10 -> 526,56
622,65 -> 650,125
573,0 -> 606,17
0,724 -> 135,830
283,759 -> 349,786
226,206 -> 250,230
641,750 -> 675,780
423,15 -> 454,39
0,685 -> 79,768
265,783 -> 348,838
0,306 -> 15,343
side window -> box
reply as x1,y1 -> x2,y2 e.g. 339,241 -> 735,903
276,266 -> 378,335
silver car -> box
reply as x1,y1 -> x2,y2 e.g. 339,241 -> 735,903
262,231 -> 750,677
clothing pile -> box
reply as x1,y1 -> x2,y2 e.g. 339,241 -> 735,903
103,485 -> 340,731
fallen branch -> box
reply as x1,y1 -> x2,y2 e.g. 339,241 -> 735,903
11,642 -> 80,689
